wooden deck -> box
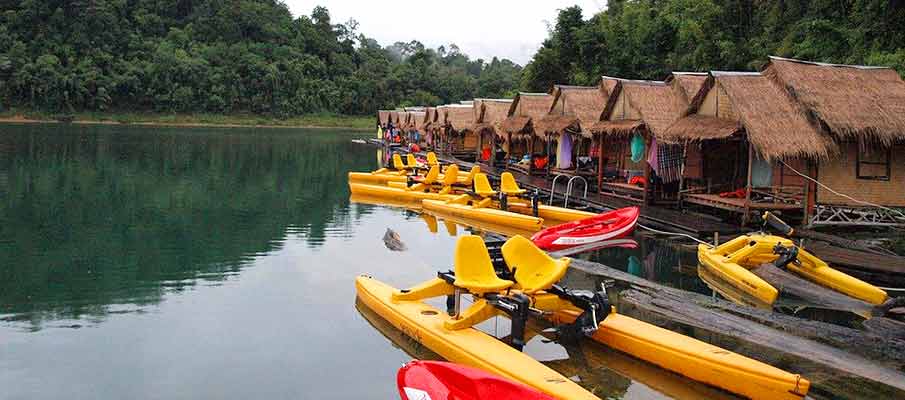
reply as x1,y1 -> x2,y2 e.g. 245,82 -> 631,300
683,193 -> 803,211
600,182 -> 646,203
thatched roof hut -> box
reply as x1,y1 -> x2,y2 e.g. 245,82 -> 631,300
592,78 -> 684,139
539,85 -> 609,137
473,99 -> 514,136
445,105 -> 475,133
500,93 -> 555,136
434,106 -> 448,129
388,111 -> 399,127
378,110 -> 392,126
408,111 -> 426,130
763,56 -> 905,146
662,72 -> 833,160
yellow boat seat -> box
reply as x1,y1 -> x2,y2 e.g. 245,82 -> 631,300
473,173 -> 497,197
439,164 -> 460,195
500,172 -> 527,196
501,235 -> 570,294
392,154 -> 408,170
460,166 -> 480,186
427,152 -> 439,166
406,154 -> 419,168
409,165 -> 440,191
453,236 -> 513,295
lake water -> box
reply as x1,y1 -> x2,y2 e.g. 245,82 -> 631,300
0,123 -> 760,399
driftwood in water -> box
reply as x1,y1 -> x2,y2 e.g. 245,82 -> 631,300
750,263 -> 876,317
567,259 -> 905,394
796,228 -> 898,256
382,228 -> 407,252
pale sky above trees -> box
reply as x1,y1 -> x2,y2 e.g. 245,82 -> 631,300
285,1 -> 602,65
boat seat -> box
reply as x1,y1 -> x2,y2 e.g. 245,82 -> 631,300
409,166 -> 441,191
501,235 -> 570,294
439,164 -> 460,195
406,154 -> 419,169
427,152 -> 439,167
393,154 -> 409,171
459,166 -> 480,187
500,172 -> 527,196
473,174 -> 497,197
453,236 -> 513,295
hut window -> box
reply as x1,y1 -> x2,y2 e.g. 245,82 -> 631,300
856,142 -> 891,181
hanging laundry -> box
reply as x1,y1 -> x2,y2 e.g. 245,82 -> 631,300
558,133 -> 573,169
657,143 -> 685,184
647,136 -> 659,175
630,134 -> 646,163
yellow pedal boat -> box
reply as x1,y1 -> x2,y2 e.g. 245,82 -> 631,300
698,233 -> 888,305
355,276 -> 598,400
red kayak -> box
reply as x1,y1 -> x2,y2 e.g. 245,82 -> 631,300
398,360 -> 555,400
531,207 -> 640,251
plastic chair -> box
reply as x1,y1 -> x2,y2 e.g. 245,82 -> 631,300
427,152 -> 439,166
406,154 -> 419,168
460,166 -> 480,187
501,235 -> 570,294
473,174 -> 497,197
393,154 -> 407,170
500,172 -> 527,196
453,236 -> 513,295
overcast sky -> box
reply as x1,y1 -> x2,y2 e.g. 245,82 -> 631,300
284,1 -> 605,65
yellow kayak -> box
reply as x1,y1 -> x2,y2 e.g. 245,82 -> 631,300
697,264 -> 773,310
509,202 -> 597,226
347,171 -> 408,185
422,198 -> 544,231
698,234 -> 888,305
355,276 -> 600,400
550,309 -> 809,400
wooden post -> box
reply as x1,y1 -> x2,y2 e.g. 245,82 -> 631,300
598,136 -> 604,193
743,143 -> 754,226
642,134 -> 651,205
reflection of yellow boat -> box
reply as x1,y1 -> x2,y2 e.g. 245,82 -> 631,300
422,210 -> 537,238
698,263 -> 773,310
350,194 -> 423,210
355,276 -> 599,400
698,234 -> 888,305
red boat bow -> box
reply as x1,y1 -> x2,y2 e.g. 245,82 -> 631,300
531,207 -> 640,252
398,360 -> 555,400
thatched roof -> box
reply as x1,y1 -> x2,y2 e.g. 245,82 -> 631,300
388,111 -> 399,126
764,56 -> 905,145
667,72 -> 709,106
445,105 -> 475,132
500,93 -> 554,135
539,85 -> 608,136
408,111 -> 426,130
473,99 -> 514,135
378,110 -> 392,125
422,107 -> 436,130
434,106 -> 448,130
601,77 -> 620,97
660,115 -> 742,143
711,72 -> 833,159
590,119 -> 644,138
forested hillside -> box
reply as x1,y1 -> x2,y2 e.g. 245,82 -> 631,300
2,1 -> 904,118
0,1 -> 521,116
523,0 -> 905,90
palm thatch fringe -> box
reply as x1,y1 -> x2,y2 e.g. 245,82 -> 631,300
445,105 -> 475,132
591,119 -> 644,138
501,93 -> 554,135
660,115 -> 742,143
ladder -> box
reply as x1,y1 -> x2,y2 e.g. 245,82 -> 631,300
549,175 -> 589,208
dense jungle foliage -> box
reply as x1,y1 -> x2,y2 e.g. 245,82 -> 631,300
0,0 -> 522,116
522,0 -> 905,91
1,1 -> 904,117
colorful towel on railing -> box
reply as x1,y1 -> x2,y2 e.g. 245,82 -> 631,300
628,176 -> 647,187
657,143 -> 684,184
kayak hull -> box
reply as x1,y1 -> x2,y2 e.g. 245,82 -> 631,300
532,207 -> 639,251
697,234 -> 888,305
398,360 -> 555,400
550,310 -> 809,400
348,171 -> 408,184
355,276 -> 598,400
422,200 -> 544,231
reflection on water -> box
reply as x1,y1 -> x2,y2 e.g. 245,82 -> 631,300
0,124 -> 374,331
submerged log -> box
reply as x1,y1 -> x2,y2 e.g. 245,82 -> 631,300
567,259 -> 905,395
750,263 -> 876,318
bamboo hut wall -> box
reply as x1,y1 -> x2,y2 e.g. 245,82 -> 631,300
817,142 -> 905,206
